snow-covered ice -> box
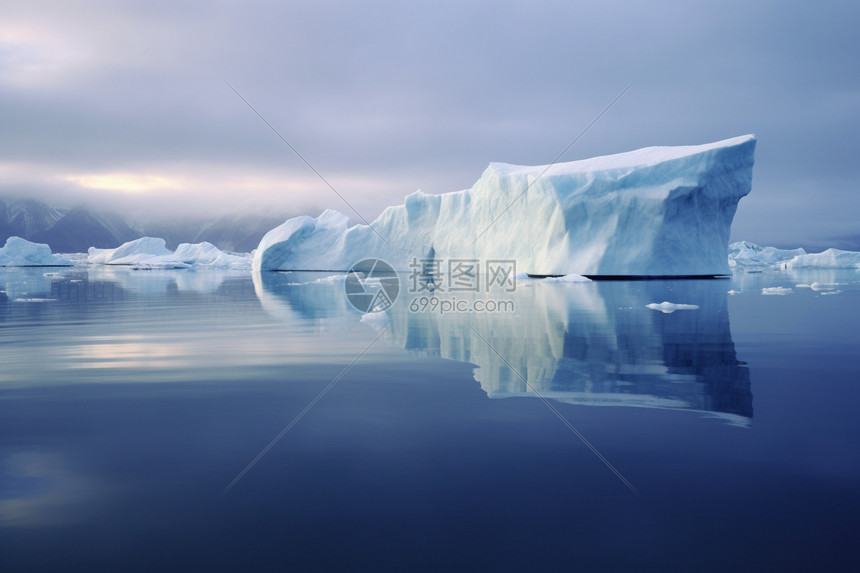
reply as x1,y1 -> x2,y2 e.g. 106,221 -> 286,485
761,287 -> 792,295
781,249 -> 860,270
255,135 -> 756,276
541,274 -> 592,283
728,241 -> 806,268
0,237 -> 72,267
728,242 -> 860,271
88,237 -> 251,269
646,302 -> 700,313
88,237 -> 173,265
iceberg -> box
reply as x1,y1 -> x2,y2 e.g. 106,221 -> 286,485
728,241 -> 807,268
255,135 -> 756,277
727,241 -> 860,270
781,248 -> 860,270
0,237 -> 72,267
87,237 -> 251,269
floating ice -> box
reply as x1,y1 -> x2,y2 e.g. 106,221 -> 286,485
646,302 -> 700,313
88,237 -> 251,269
541,274 -> 592,283
0,237 -> 72,267
256,135 -> 756,276
761,287 -> 792,295
360,311 -> 390,331
88,237 -> 173,265
782,248 -> 860,269
796,282 -> 842,291
728,241 -> 806,268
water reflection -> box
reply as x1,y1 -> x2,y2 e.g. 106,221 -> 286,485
255,271 -> 753,425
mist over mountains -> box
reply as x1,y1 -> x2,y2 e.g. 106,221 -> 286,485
0,197 -> 291,253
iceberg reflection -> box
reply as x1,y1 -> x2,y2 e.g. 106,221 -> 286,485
255,273 -> 753,425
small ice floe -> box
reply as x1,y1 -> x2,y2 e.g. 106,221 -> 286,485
360,311 -> 390,331
795,282 -> 842,292
314,274 -> 345,284
646,302 -> 700,313
728,289 -> 741,295
14,298 -> 57,303
761,287 -> 792,295
542,274 -> 591,284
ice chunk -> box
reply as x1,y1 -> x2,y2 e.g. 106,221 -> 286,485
0,237 -> 72,267
728,241 -> 806,268
646,302 -> 700,313
255,135 -> 756,276
541,274 -> 592,283
88,238 -> 251,269
781,248 -> 860,269
761,287 -> 792,295
88,237 -> 172,265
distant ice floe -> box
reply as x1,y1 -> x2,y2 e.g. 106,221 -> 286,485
761,287 -> 792,295
781,249 -> 860,270
0,237 -> 72,267
796,282 -> 841,295
360,311 -> 390,331
729,241 -> 860,270
646,302 -> 700,313
727,289 -> 741,295
541,274 -> 592,284
728,241 -> 806,269
87,237 -> 251,270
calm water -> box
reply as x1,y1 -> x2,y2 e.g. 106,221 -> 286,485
1,265 -> 859,571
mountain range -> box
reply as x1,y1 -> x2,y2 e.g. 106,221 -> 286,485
0,197 -> 291,253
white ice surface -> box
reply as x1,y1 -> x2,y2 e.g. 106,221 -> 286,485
761,287 -> 792,295
728,241 -> 806,268
0,237 -> 72,267
255,135 -> 756,276
88,238 -> 251,269
541,274 -> 592,283
646,302 -> 700,313
782,248 -> 860,269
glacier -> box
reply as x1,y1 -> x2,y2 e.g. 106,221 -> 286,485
88,237 -> 252,269
0,237 -> 72,267
255,135 -> 756,276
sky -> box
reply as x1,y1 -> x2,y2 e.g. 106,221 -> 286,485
1,0 -> 857,247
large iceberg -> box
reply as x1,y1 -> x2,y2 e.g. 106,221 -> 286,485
255,135 -> 756,276
0,237 -> 72,267
88,237 -> 251,269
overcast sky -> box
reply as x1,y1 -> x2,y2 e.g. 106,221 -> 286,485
1,0 -> 857,247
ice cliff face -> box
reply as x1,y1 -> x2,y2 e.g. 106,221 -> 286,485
255,135 -> 756,276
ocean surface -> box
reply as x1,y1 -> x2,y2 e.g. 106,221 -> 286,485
1,265 -> 859,571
